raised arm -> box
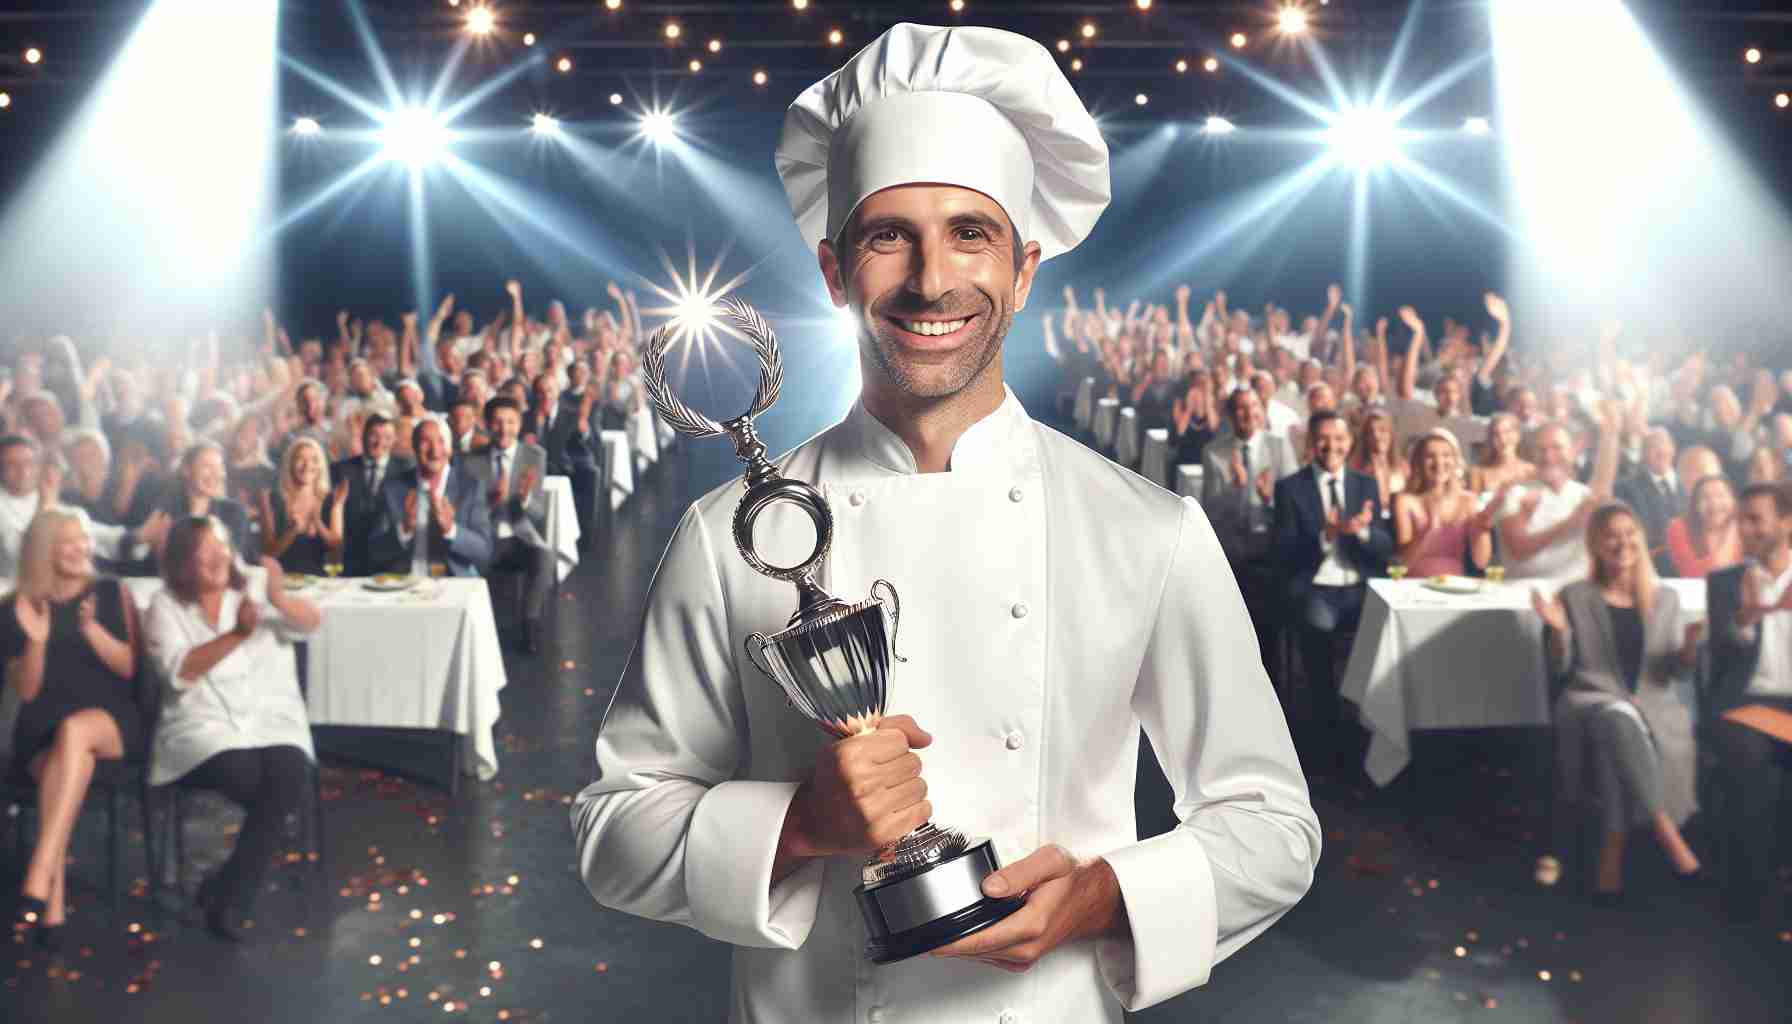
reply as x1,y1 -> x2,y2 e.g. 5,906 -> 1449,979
1396,306 -> 1425,401
1478,293 -> 1511,388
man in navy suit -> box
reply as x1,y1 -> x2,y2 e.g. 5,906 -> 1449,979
528,371 -> 602,539
368,417 -> 493,577
332,414 -> 414,576
1703,481 -> 1792,922
1273,410 -> 1393,777
1613,427 -> 1679,575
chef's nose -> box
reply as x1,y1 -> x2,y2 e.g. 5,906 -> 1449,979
905,232 -> 952,304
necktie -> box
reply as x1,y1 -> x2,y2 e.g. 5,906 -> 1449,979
1658,476 -> 1673,505
366,460 -> 377,494
1240,442 -> 1255,520
1329,476 -> 1343,520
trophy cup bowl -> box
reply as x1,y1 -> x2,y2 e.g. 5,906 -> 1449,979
646,299 -> 1026,963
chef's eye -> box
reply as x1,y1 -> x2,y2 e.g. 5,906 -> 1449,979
868,228 -> 904,246
956,227 -> 988,243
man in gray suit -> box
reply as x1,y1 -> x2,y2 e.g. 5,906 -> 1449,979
1202,387 -> 1301,683
464,396 -> 555,653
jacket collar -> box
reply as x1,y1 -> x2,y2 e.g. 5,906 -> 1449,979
839,385 -> 1031,476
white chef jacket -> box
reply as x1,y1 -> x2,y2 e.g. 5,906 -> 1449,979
143,566 -> 318,785
571,388 -> 1319,1023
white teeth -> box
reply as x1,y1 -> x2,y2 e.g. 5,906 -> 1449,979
900,318 -> 969,336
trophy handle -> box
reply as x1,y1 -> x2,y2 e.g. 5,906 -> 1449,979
743,631 -> 779,683
871,578 -> 907,664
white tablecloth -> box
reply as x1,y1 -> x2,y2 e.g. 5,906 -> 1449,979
542,476 -> 580,583
1073,376 -> 1096,430
601,429 -> 634,509
1141,429 -> 1170,488
1114,407 -> 1140,467
1093,397 -> 1119,448
120,577 -> 509,781
628,409 -> 660,473
1175,463 -> 1204,499
1340,577 -> 1706,787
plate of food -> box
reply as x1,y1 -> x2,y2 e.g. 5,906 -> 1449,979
1422,574 -> 1482,595
282,573 -> 316,590
363,573 -> 417,592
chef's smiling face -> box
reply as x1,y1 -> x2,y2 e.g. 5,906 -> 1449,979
819,183 -> 1041,403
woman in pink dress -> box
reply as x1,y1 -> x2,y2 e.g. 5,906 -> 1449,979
1393,429 -> 1497,577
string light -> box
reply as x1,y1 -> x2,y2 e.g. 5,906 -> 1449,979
1056,39 -> 1070,53
1778,93 -> 1790,109
608,93 -> 623,105
1070,58 -> 1083,72
707,38 -> 722,53
950,0 -> 966,11
1204,56 -> 1219,72
0,93 -> 11,111
605,0 -> 622,9
1134,93 -> 1148,106
752,69 -> 768,86
1136,0 -> 1153,9
1744,48 -> 1762,65
556,56 -> 572,72
664,22 -> 681,40
1081,22 -> 1097,40
828,29 -> 844,45
24,47 -> 43,65
688,59 -> 702,72
1175,58 -> 1188,73
792,0 -> 809,9
522,32 -> 535,47
1230,32 -> 1248,49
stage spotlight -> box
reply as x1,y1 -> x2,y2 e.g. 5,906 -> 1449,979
828,29 -> 844,46
530,113 -> 559,136
1204,56 -> 1219,72
1231,33 -> 1247,49
291,116 -> 322,136
639,109 -> 678,145
523,33 -> 536,47
609,93 -> 623,105
1175,59 -> 1188,73
380,106 -> 451,166
1463,116 -> 1491,135
707,39 -> 722,53
1278,7 -> 1310,35
556,56 -> 572,72
465,7 -> 495,36
1327,106 -> 1400,166
665,22 -> 681,40
1204,116 -> 1236,135
688,59 -> 702,73
1081,23 -> 1097,40
1745,48 -> 1762,65
1135,93 -> 1148,106
752,69 -> 768,86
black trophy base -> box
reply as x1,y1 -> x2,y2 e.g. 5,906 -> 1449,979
855,837 -> 1027,964
864,893 -> 1027,964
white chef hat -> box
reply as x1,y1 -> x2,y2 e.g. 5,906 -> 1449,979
775,23 -> 1110,263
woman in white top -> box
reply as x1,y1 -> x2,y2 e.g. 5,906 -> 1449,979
143,516 -> 321,941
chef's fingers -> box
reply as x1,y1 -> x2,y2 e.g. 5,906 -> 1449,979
982,844 -> 1077,898
871,714 -> 932,756
867,798 -> 933,850
875,776 -> 927,814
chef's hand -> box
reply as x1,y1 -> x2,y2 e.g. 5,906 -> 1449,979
777,715 -> 933,862
931,844 -> 1127,972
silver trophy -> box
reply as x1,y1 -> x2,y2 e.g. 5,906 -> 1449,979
643,299 -> 1025,963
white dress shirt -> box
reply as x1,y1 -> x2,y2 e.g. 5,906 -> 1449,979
491,446 -> 517,541
399,467 -> 457,574
0,490 -> 141,578
1746,561 -> 1792,699
144,567 -> 318,785
1499,478 -> 1592,584
572,388 -> 1319,1023
1311,466 -> 1363,587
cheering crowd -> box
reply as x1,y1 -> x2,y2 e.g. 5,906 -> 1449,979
4,279 -> 664,945
1048,283 -> 1792,924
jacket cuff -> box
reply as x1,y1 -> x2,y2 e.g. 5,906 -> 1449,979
1095,829 -> 1218,1011
685,780 -> 823,949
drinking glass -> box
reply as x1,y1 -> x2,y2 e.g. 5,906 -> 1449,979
1388,562 -> 1408,581
1485,563 -> 1506,584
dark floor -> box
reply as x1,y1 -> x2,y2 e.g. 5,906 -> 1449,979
3,437 -> 1789,1024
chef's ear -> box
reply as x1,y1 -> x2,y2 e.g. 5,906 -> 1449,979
818,239 -> 850,307
1010,240 -> 1042,314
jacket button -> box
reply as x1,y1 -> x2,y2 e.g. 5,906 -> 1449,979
849,491 -> 866,507
998,1010 -> 1021,1024
1004,730 -> 1024,751
1010,602 -> 1028,619
1008,487 -> 1024,503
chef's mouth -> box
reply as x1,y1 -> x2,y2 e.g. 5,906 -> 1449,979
881,311 -> 985,340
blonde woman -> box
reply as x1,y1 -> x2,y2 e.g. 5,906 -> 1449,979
1348,408 -> 1406,514
1531,502 -> 1702,904
1469,412 -> 1536,494
1392,429 -> 1496,577
1,509 -> 140,950
259,437 -> 346,576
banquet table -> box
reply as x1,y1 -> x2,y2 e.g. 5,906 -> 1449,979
1340,576 -> 1705,787
120,576 -> 509,786
1175,463 -> 1204,499
1072,376 -> 1096,431
1093,397 -> 1119,448
1114,407 -> 1140,467
542,476 -> 580,582
601,429 -> 635,509
1141,428 -> 1170,488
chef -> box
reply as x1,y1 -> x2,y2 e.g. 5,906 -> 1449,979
572,22 -> 1319,1024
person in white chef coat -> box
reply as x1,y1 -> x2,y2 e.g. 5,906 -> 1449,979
571,23 -> 1319,1024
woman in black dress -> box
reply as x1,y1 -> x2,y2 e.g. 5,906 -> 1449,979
259,436 -> 345,576
1,507 -> 141,949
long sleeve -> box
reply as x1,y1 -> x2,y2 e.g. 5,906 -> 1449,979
1094,498 -> 1320,1010
570,505 -> 825,948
